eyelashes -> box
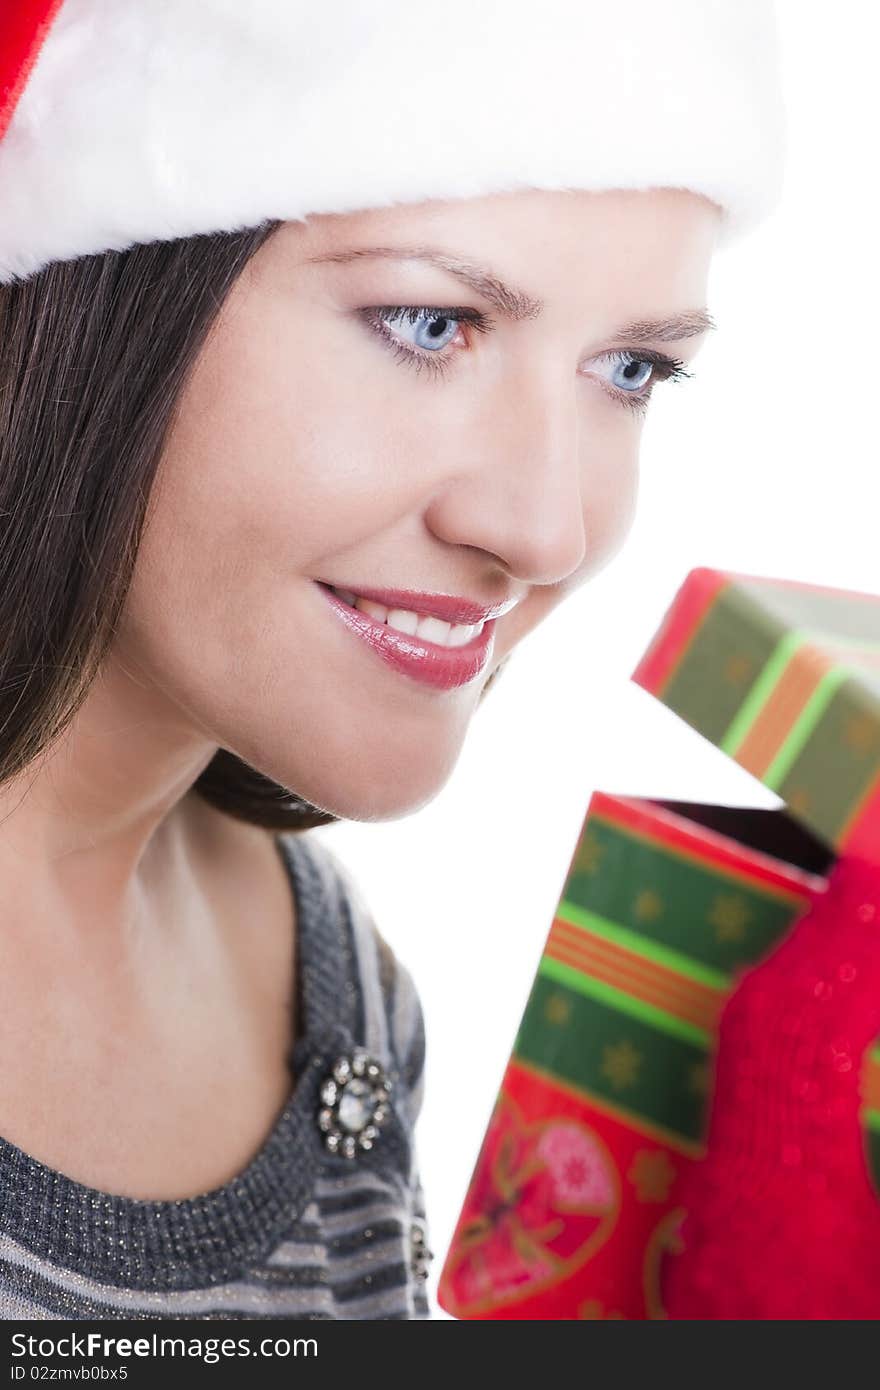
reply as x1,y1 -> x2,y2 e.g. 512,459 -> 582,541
359,305 -> 491,379
603,348 -> 694,414
358,304 -> 694,415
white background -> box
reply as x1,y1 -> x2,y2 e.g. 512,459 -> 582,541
310,1 -> 880,1316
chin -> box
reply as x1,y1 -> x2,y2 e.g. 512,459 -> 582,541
283,741 -> 462,825
229,686 -> 472,824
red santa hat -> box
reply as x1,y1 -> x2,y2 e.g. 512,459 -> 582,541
0,0 -> 786,286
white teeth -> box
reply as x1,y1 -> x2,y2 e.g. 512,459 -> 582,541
356,597 -> 389,623
386,607 -> 420,636
417,615 -> 457,646
330,587 -> 484,647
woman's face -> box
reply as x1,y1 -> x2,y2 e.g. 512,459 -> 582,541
118,187 -> 720,822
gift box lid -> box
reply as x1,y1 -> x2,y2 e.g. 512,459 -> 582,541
632,569 -> 880,864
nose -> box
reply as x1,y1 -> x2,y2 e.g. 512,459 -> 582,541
422,366 -> 588,587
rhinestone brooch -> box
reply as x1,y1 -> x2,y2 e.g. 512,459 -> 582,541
316,1047 -> 393,1159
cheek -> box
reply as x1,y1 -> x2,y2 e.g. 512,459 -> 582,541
579,416 -> 641,572
132,320 -> 392,602
114,310 -> 430,699
159,303 -> 434,565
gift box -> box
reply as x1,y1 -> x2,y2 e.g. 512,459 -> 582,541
437,569 -> 880,1320
633,568 -> 880,864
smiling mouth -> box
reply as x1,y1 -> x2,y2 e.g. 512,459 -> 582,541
315,581 -> 497,692
319,584 -> 487,650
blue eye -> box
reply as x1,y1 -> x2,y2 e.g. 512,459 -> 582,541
360,304 -> 691,406
609,353 -> 654,392
588,349 -> 692,415
360,304 -> 493,379
389,308 -> 461,352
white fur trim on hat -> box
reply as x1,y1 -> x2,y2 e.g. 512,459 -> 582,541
0,0 -> 785,285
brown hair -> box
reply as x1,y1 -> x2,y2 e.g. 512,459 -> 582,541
0,222 -> 509,834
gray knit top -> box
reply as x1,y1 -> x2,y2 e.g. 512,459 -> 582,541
0,830 -> 431,1319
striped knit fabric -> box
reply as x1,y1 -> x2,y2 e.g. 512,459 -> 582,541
0,831 -> 431,1319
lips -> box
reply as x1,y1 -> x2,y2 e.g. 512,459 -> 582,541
316,581 -> 519,626
316,581 -> 499,692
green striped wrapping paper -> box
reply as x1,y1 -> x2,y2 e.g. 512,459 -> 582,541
632,569 -> 880,863
514,793 -> 828,1152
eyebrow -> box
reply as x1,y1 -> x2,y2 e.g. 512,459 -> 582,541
306,243 -> 717,341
